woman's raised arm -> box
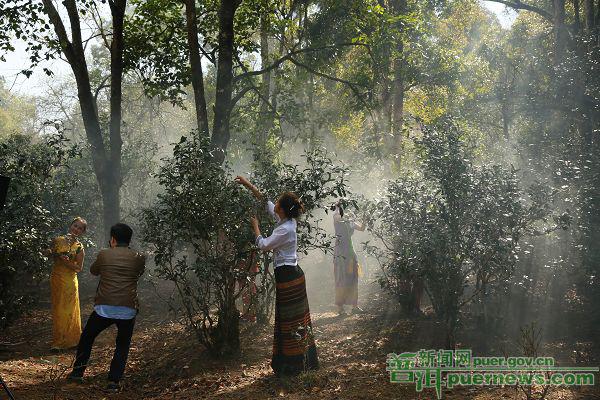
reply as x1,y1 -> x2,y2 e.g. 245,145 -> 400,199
235,176 -> 264,201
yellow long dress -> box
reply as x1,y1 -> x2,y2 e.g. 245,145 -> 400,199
50,235 -> 83,349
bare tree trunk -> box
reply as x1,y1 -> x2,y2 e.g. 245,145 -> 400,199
584,0 -> 595,30
554,0 -> 568,64
596,0 -> 600,34
269,38 -> 285,145
391,0 -> 407,155
184,0 -> 210,137
258,14 -> 272,147
211,0 -> 239,163
574,0 -> 582,33
502,102 -> 510,140
376,64 -> 391,154
271,39 -> 285,125
392,58 -> 405,149
549,0 -> 570,144
105,0 -> 126,236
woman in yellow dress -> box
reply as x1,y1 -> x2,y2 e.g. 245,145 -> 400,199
48,217 -> 87,350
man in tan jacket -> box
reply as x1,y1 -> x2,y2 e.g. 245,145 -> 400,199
68,223 -> 145,391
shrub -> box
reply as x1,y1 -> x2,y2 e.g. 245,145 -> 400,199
366,118 -> 566,345
0,133 -> 80,328
140,137 -> 351,355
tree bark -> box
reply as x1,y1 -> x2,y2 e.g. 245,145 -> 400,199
184,0 -> 210,137
584,0 -> 595,31
550,0 -> 569,143
392,55 -> 405,149
391,0 -> 407,154
596,0 -> 600,33
270,38 -> 285,143
553,0 -> 568,64
211,0 -> 239,163
258,14 -> 272,147
502,102 -> 510,140
574,0 -> 582,33
106,0 -> 126,235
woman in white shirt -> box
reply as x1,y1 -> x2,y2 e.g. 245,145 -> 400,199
236,175 -> 319,376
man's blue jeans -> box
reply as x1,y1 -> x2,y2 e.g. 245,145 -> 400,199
71,311 -> 136,382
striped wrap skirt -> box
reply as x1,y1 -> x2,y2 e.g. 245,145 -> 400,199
272,264 -> 319,375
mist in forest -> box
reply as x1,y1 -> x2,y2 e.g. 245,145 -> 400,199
2,0 -> 599,387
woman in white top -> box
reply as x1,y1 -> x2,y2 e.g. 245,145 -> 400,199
236,176 -> 319,376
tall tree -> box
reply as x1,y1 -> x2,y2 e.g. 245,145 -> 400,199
257,12 -> 273,148
486,0 -> 600,331
126,0 -> 372,162
390,0 -> 407,151
24,0 -> 127,238
1,0 -> 132,237
184,0 -> 210,137
211,0 -> 241,162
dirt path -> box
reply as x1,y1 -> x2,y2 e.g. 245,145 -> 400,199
1,281 -> 598,400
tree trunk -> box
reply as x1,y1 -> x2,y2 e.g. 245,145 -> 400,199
574,0 -> 582,33
596,0 -> 600,35
211,0 -> 239,163
550,0 -> 570,143
553,0 -> 568,64
502,102 -> 510,140
184,0 -> 210,137
270,39 -> 285,131
99,179 -> 120,239
258,14 -> 272,147
391,0 -> 407,155
392,59 -> 405,149
217,307 -> 240,356
584,0 -> 595,31
213,286 -> 240,356
72,66 -> 119,239
105,0 -> 126,236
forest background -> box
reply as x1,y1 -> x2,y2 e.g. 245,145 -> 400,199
0,0 -> 599,398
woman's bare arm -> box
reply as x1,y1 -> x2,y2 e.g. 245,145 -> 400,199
235,176 -> 264,200
354,221 -> 366,232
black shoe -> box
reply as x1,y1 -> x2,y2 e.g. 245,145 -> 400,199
66,372 -> 83,383
106,381 -> 120,391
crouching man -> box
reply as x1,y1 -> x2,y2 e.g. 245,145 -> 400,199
68,223 -> 145,391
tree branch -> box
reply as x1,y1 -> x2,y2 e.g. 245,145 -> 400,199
63,0 -> 85,57
230,85 -> 255,106
83,32 -> 110,52
484,0 -> 553,22
199,40 -> 217,64
91,1 -> 111,50
41,0 -> 76,64
94,74 -> 111,104
231,72 -> 277,119
233,42 -> 371,83
288,56 -> 375,119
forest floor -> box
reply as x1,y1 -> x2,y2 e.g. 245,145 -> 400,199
1,275 -> 599,400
